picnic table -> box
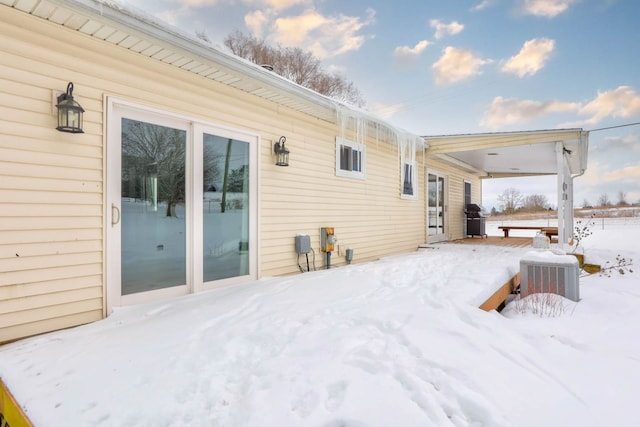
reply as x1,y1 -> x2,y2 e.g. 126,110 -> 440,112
498,225 -> 558,238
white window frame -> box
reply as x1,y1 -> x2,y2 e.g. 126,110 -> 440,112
336,137 -> 366,180
400,138 -> 418,200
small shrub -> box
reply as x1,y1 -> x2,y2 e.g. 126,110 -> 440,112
570,215 -> 595,253
599,255 -> 634,277
514,293 -> 566,317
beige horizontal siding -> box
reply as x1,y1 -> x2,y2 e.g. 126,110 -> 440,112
0,286 -> 102,314
260,131 -> 425,273
0,8 -> 105,342
0,310 -> 103,344
0,275 -> 102,300
0,6 -> 430,341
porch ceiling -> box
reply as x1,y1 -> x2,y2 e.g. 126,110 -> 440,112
424,129 -> 589,178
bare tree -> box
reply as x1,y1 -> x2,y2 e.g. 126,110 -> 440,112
497,187 -> 523,214
597,193 -> 611,207
123,120 -> 222,217
522,194 -> 549,212
223,30 -> 365,107
617,190 -> 629,206
581,198 -> 592,208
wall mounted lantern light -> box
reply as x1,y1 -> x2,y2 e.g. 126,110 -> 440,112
274,136 -> 289,166
56,82 -> 85,133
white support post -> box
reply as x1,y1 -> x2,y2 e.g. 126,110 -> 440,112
556,142 -> 574,249
556,142 -> 567,247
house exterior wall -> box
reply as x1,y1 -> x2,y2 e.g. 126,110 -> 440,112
425,156 -> 482,241
0,8 -> 426,342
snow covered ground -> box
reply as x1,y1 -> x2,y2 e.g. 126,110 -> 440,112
1,223 -> 639,427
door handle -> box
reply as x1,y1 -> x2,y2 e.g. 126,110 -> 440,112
111,203 -> 121,226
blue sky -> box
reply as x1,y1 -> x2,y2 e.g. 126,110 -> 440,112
119,0 -> 640,210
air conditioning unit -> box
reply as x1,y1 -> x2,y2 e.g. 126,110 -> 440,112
520,252 -> 580,302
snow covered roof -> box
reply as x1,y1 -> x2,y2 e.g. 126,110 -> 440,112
3,0 -> 424,146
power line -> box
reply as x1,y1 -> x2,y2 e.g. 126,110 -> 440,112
587,122 -> 640,132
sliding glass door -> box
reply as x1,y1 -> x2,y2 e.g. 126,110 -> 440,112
427,171 -> 447,243
107,100 -> 257,311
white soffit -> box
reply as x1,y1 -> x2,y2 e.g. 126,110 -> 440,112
425,129 -> 587,176
4,0 -> 339,122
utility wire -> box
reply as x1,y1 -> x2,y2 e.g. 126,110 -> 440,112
587,122 -> 640,132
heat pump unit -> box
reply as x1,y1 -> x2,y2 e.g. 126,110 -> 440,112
520,252 -> 580,302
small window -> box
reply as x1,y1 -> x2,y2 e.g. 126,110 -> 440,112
400,138 -> 418,200
403,163 -> 414,196
336,137 -> 365,179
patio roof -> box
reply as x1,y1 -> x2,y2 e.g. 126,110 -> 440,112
424,129 -> 589,178
424,128 -> 590,247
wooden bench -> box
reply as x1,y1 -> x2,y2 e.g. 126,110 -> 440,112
498,226 -> 558,238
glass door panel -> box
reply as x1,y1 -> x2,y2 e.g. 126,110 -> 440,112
428,172 -> 446,241
121,118 -> 187,295
202,134 -> 250,282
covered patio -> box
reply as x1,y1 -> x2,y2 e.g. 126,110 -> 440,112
424,129 -> 590,247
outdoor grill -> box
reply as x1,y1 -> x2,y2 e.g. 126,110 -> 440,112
465,203 -> 486,238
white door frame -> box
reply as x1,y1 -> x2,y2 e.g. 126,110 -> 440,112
426,169 -> 448,243
106,98 -> 258,313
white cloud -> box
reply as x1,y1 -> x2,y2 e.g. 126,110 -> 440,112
394,40 -> 430,62
560,86 -> 640,127
245,10 -> 269,37
598,134 -> 640,154
180,0 -> 220,6
521,0 -> 580,18
430,19 -> 464,40
369,102 -> 405,119
471,0 -> 495,12
578,86 -> 640,125
577,159 -> 604,187
480,96 -> 580,129
242,0 -> 309,11
602,165 -> 640,183
500,38 -> 555,77
432,47 -> 491,85
576,157 -> 640,206
268,8 -> 375,58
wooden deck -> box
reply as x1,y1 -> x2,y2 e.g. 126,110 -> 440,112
418,236 -> 531,311
479,273 -> 520,312
451,237 -> 529,310
1,378 -> 32,427
450,236 -> 532,248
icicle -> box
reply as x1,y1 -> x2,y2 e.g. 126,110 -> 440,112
334,103 -> 425,160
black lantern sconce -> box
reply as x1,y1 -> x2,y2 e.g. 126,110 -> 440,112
274,136 -> 289,166
56,82 -> 85,133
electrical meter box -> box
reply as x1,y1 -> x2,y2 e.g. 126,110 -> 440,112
295,234 -> 311,254
320,227 -> 336,252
